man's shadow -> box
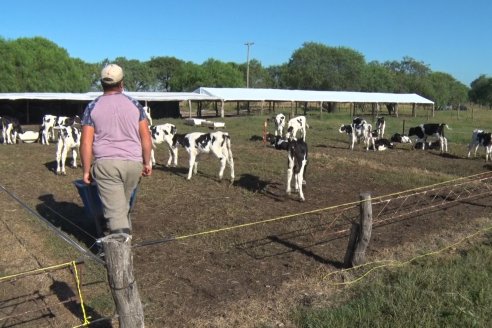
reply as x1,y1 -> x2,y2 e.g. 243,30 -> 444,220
36,194 -> 100,251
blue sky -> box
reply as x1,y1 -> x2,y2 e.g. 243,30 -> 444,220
1,0 -> 491,86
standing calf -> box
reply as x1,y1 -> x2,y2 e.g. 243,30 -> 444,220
272,113 -> 286,137
55,126 -> 81,175
1,116 -> 23,144
467,129 -> 492,161
286,139 -> 308,201
150,123 -> 177,167
408,123 -> 449,153
285,116 -> 309,141
375,116 -> 385,139
173,131 -> 234,181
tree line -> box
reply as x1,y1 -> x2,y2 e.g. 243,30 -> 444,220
1,37 -> 491,108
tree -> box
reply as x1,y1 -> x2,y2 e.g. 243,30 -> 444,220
172,61 -> 205,92
469,75 -> 492,108
427,72 -> 468,109
361,61 -> 397,92
200,59 -> 244,88
237,59 -> 274,88
283,42 -> 366,91
148,56 -> 184,91
0,37 -> 93,92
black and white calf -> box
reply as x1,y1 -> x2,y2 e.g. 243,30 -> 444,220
173,131 -> 234,181
55,126 -> 81,175
272,113 -> 286,137
408,123 -> 449,152
286,139 -> 308,201
339,117 -> 375,151
150,123 -> 177,167
370,138 -> 394,151
375,116 -> 385,139
285,115 -> 309,141
390,133 -> 412,144
467,129 -> 492,161
143,105 -> 153,126
1,116 -> 23,144
41,114 -> 81,145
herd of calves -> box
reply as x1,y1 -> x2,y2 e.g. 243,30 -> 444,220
1,111 -> 491,202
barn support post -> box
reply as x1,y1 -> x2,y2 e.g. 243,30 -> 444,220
344,192 -> 373,268
290,101 -> 294,117
101,233 -> 145,327
236,101 -> 240,116
26,100 -> 30,124
319,101 -> 323,118
412,103 -> 416,117
220,100 -> 225,118
260,101 -> 264,116
432,104 -> 435,118
188,100 -> 192,118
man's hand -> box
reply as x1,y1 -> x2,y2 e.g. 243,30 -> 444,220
142,164 -> 152,177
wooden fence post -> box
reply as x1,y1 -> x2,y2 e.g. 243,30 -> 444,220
101,233 -> 145,327
344,192 -> 373,268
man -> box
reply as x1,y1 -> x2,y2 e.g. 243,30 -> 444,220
80,63 -> 152,235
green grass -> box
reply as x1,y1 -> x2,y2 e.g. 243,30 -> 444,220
293,233 -> 492,328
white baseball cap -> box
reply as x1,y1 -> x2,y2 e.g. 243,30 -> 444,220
100,64 -> 124,84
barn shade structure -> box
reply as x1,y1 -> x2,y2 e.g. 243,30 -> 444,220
0,88 -> 434,124
195,87 -> 435,118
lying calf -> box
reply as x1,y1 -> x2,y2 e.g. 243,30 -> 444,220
369,138 -> 394,151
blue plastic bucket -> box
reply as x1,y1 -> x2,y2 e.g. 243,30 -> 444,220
74,180 -> 138,235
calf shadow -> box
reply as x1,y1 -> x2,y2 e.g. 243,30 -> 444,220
36,194 -> 100,252
233,173 -> 284,201
44,159 -> 79,175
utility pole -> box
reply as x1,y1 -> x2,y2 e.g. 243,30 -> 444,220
244,41 -> 254,88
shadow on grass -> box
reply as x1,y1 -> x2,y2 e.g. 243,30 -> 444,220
234,173 -> 285,201
36,194 -> 100,252
50,280 -> 112,327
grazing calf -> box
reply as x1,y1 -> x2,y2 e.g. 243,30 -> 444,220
150,123 -> 177,167
1,116 -> 23,144
390,133 -> 412,144
408,123 -> 449,152
272,113 -> 286,137
55,126 -> 81,175
285,116 -> 309,141
286,139 -> 308,201
375,117 -> 385,139
467,129 -> 492,161
173,131 -> 234,181
370,138 -> 394,151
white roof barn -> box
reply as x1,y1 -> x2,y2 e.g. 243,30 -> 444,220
0,88 -> 434,123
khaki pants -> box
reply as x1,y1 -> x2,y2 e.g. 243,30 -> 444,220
91,159 -> 142,233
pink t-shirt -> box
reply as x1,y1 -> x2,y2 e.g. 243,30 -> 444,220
82,93 -> 147,162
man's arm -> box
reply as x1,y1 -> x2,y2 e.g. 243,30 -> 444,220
80,125 -> 95,184
139,120 -> 153,177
